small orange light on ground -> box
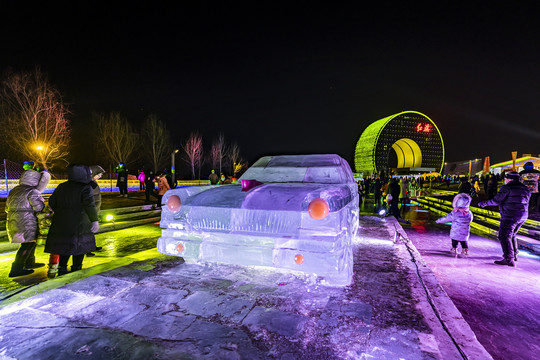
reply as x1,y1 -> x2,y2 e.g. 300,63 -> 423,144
167,195 -> 182,212
176,243 -> 184,253
294,254 -> 304,265
308,198 -> 329,219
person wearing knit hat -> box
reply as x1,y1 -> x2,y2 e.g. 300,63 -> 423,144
519,161 -> 540,212
478,171 -> 530,266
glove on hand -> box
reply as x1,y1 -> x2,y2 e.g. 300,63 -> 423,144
478,201 -> 486,208
91,221 -> 99,233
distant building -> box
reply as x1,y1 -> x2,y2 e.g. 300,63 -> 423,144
490,156 -> 540,174
443,159 -> 483,176
354,111 -> 445,177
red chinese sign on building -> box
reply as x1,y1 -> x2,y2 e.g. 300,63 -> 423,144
416,123 -> 432,133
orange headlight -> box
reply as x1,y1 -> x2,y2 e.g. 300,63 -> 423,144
308,198 -> 329,219
167,195 -> 182,212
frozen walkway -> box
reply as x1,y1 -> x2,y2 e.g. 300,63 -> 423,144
401,204 -> 540,360
0,215 -> 490,359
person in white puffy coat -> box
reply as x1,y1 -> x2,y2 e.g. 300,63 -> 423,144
6,170 -> 50,277
435,193 -> 474,256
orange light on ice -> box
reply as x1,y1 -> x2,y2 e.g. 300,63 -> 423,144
294,254 -> 304,265
308,198 -> 329,219
176,243 -> 184,253
167,195 -> 182,212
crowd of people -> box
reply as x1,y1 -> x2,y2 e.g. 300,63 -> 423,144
5,161 -> 187,278
5,160 -> 538,279
358,164 -> 538,268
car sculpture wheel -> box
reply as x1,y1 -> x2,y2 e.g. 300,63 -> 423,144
157,154 -> 359,286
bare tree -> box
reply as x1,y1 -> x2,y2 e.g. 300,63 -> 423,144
0,68 -> 70,170
227,141 -> 242,177
210,133 -> 226,175
94,112 -> 139,166
182,131 -> 203,179
142,114 -> 172,173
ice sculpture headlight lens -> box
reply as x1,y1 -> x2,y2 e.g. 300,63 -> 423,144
167,195 -> 182,212
308,198 -> 329,219
294,254 -> 304,265
176,243 -> 184,254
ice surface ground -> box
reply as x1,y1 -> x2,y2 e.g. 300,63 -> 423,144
0,216 -> 484,359
402,204 -> 540,360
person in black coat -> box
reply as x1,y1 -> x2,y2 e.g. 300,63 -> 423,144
45,165 -> 99,275
458,177 -> 472,195
487,175 -> 498,199
388,178 -> 404,221
144,169 -> 157,202
115,163 -> 129,197
479,171 -> 531,266
373,178 -> 382,208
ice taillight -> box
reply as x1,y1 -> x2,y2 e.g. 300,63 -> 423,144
308,198 -> 329,219
167,195 -> 182,212
176,243 -> 184,254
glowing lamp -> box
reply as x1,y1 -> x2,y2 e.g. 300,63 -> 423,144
105,214 -> 114,222
167,195 -> 182,212
176,243 -> 184,254
294,254 -> 304,265
378,208 -> 387,216
308,198 -> 329,219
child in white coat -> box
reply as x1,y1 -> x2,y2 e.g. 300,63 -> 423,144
436,193 -> 474,256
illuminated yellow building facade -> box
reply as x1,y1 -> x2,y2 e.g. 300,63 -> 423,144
355,111 -> 445,176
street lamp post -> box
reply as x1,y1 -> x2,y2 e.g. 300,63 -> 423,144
171,149 -> 179,188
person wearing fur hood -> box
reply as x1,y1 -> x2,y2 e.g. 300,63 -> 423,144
44,164 -> 99,275
6,169 -> 51,277
435,193 -> 474,256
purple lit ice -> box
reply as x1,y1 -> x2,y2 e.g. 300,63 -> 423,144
157,154 -> 359,285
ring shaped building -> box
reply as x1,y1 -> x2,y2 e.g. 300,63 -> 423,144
354,111 -> 444,176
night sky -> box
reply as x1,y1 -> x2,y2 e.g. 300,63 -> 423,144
2,2 -> 539,173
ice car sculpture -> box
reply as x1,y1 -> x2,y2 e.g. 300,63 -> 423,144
157,154 -> 359,286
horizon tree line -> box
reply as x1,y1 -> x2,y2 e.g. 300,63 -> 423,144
0,68 -> 246,180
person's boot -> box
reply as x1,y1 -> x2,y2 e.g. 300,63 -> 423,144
57,266 -> 69,276
494,258 -> 515,267
9,263 -> 34,277
47,264 -> 58,278
450,248 -> 457,255
461,248 -> 469,256
24,255 -> 45,269
71,265 -> 83,272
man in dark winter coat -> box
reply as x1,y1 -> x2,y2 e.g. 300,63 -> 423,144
87,165 -> 105,256
478,171 -> 530,266
458,177 -> 472,195
388,178 -> 409,223
45,165 -> 99,275
487,175 -> 498,199
373,178 -> 382,208
519,161 -> 540,212
209,170 -> 219,185
144,170 -> 156,202
115,163 -> 129,197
